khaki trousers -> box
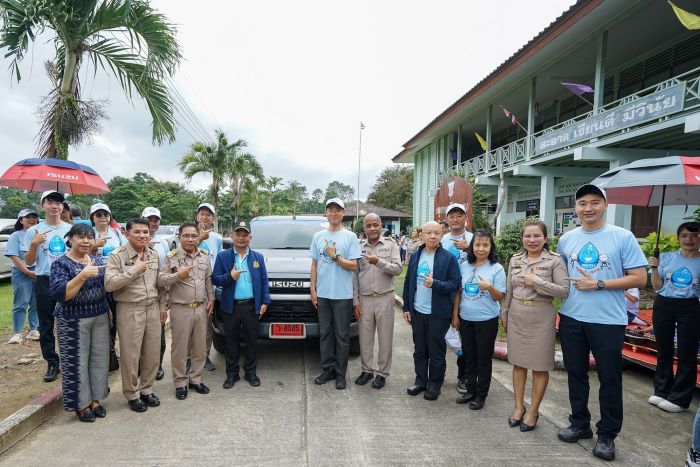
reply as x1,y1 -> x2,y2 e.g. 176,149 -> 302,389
170,303 -> 208,388
116,302 -> 161,401
358,292 -> 395,377
188,313 -> 213,357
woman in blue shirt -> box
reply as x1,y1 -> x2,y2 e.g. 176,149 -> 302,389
5,209 -> 40,344
452,230 -> 506,410
50,223 -> 110,422
647,222 -> 700,413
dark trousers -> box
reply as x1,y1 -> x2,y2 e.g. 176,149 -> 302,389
222,301 -> 258,376
559,314 -> 625,439
458,317 -> 498,398
653,295 -> 700,408
35,276 -> 59,367
160,323 -> 166,366
317,298 -> 352,377
411,312 -> 451,392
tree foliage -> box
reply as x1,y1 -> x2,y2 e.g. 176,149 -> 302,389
366,166 -> 413,214
0,0 -> 181,158
325,180 -> 355,203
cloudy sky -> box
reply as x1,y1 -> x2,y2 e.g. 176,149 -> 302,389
0,0 -> 574,199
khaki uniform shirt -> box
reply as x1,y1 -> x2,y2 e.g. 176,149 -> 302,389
353,237 -> 402,305
158,246 -> 214,304
105,243 -> 164,310
501,249 -> 569,319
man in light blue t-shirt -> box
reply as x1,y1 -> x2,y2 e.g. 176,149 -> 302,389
310,198 -> 362,390
440,202 -> 474,391
555,184 -> 647,462
21,191 -> 72,383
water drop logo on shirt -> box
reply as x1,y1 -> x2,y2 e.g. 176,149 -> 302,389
448,243 -> 461,260
576,242 -> 600,270
417,261 -> 431,282
48,235 -> 66,259
320,239 -> 336,263
102,243 -> 115,257
670,267 -> 693,289
464,276 -> 480,298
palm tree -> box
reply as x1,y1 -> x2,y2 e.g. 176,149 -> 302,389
0,0 -> 181,159
178,130 -> 247,207
263,176 -> 283,215
226,152 -> 263,223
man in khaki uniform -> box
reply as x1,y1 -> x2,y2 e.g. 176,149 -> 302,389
105,218 -> 166,413
352,213 -> 402,389
158,222 -> 215,400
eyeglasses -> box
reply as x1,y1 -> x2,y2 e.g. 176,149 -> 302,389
93,212 -> 110,218
180,234 -> 198,239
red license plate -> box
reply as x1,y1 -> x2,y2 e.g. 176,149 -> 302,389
270,323 -> 305,338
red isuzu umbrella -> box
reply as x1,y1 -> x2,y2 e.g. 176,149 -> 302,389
0,158 -> 110,195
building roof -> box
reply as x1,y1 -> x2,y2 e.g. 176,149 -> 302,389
343,202 -> 411,219
393,0 -> 602,162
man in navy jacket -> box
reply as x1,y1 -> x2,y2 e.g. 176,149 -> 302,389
212,222 -> 271,389
402,221 -> 461,401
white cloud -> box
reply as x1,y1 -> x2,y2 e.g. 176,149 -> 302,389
0,0 -> 575,199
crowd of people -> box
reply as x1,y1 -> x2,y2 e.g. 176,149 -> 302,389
4,185 -> 699,465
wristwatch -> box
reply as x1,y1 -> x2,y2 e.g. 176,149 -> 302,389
332,253 -> 341,262
596,280 -> 605,290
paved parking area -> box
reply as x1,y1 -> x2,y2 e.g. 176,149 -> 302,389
1,306 -> 694,466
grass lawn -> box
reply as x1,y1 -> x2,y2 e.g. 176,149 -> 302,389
395,265 -> 407,298
0,279 -> 14,334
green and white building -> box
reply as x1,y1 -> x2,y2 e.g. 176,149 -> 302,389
393,0 -> 700,236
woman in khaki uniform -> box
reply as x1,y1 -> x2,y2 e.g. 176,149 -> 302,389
501,219 -> 568,431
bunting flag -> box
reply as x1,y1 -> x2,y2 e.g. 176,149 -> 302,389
475,132 -> 487,151
449,147 -> 458,161
500,106 -> 518,125
561,82 -> 594,96
669,1 -> 700,29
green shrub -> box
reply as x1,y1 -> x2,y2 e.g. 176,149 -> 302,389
640,231 -> 678,257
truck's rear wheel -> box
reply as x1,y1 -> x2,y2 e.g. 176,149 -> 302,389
212,332 -> 226,354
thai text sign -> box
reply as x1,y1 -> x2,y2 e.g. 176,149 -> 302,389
535,83 -> 685,153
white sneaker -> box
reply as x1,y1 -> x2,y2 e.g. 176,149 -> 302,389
687,447 -> 700,467
648,395 -> 666,406
658,399 -> 687,413
7,333 -> 22,344
27,330 -> 40,341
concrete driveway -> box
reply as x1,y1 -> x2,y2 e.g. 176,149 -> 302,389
1,305 -> 694,466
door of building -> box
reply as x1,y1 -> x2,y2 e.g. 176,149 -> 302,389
631,206 -> 659,238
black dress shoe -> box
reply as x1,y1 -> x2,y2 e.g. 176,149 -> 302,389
314,369 -> 336,385
76,408 -> 95,422
223,374 -> 240,389
592,436 -> 615,461
457,378 -> 468,394
557,424 -> 593,443
128,399 -> 148,413
140,393 -> 160,407
354,372 -> 374,385
469,395 -> 485,410
520,414 -> 539,432
204,357 -> 216,371
188,383 -> 210,394
372,375 -> 386,389
335,375 -> 347,390
456,393 -> 476,404
406,384 -> 427,396
423,390 -> 439,401
245,373 -> 261,387
176,387 -> 188,400
155,367 -> 165,381
509,409 -> 526,427
44,365 -> 59,383
92,405 -> 107,418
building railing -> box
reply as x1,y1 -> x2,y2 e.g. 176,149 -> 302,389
438,65 -> 700,184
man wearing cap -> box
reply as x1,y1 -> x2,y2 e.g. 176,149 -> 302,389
195,202 -> 223,371
441,202 -> 474,393
310,198 -> 362,390
141,206 -> 172,380
158,222 -> 215,399
555,184 -> 647,461
5,208 -> 40,344
352,213 -> 402,389
105,218 -> 166,413
22,191 -> 72,382
212,221 -> 270,389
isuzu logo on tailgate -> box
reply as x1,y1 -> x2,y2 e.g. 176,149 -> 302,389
270,281 -> 305,288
